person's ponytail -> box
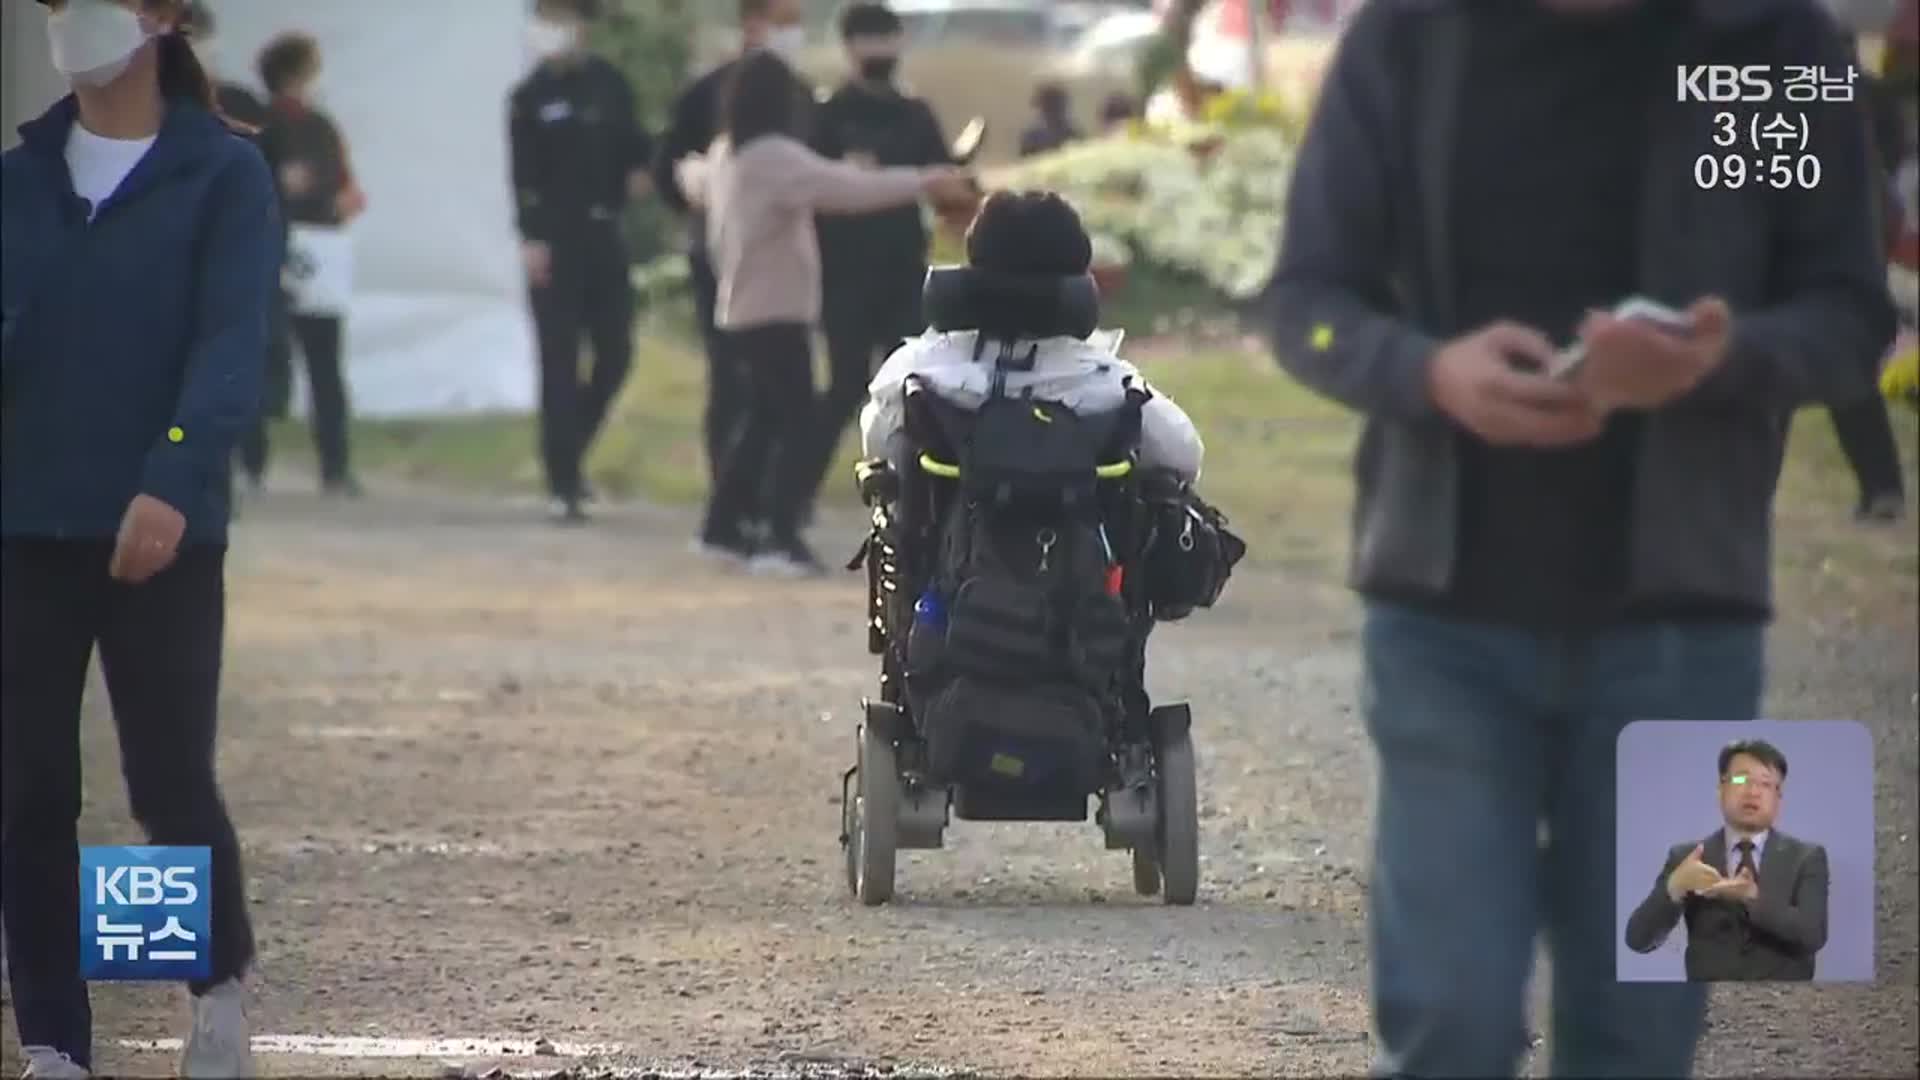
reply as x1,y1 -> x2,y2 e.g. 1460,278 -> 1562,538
156,30 -> 252,133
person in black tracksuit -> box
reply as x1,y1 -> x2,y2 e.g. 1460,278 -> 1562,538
511,0 -> 654,523
256,32 -> 364,496
803,2 -> 956,523
652,0 -> 810,529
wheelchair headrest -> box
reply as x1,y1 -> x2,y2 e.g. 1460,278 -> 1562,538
922,265 -> 1101,341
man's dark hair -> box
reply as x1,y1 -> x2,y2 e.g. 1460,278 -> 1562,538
257,32 -> 320,96
1033,81 -> 1070,116
966,190 -> 1093,278
1718,738 -> 1789,782
723,51 -> 806,146
840,2 -> 903,40
740,0 -> 775,20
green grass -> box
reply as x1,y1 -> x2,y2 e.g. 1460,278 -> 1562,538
269,316 -> 1918,617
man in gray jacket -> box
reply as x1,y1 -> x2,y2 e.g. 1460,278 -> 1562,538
1267,0 -> 1892,1076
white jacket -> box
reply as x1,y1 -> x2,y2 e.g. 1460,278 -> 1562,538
858,329 -> 1205,483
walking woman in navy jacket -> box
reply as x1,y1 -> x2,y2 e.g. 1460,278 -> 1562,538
1,1 -> 278,1076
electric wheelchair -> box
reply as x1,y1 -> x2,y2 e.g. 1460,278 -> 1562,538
837,268 -> 1215,907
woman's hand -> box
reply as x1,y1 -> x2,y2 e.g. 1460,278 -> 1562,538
920,166 -> 976,206
522,241 -> 553,288
109,493 -> 186,584
280,160 -> 315,197
334,182 -> 368,222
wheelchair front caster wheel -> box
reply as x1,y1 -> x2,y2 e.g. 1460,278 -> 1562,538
847,722 -> 900,905
1154,727 -> 1199,906
1131,847 -> 1161,896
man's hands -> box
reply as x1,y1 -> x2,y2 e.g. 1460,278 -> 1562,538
334,181 -> 368,223
626,169 -> 652,201
109,494 -> 186,585
1666,844 -> 1724,902
1428,322 -> 1605,447
1701,866 -> 1759,904
1663,843 -> 1759,905
280,160 -> 315,198
1573,297 -> 1732,411
522,241 -> 553,289
1429,299 -> 1735,440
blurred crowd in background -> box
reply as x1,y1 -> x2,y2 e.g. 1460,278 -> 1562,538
140,0 -> 1920,542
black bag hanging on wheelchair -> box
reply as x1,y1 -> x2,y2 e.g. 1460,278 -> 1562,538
1139,469 -> 1247,622
904,341 -> 1137,794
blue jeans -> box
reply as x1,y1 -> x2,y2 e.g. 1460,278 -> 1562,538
1361,602 -> 1765,1079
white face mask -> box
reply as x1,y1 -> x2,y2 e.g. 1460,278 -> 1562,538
47,0 -> 149,88
527,18 -> 579,59
764,25 -> 806,60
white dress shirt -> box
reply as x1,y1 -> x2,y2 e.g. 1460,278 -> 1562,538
1723,827 -> 1769,874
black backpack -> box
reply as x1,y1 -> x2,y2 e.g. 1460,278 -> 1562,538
903,348 -> 1139,794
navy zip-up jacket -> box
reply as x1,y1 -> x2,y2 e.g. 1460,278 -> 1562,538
1,97 -> 280,544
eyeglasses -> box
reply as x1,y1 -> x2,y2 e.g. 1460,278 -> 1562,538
1725,773 -> 1780,793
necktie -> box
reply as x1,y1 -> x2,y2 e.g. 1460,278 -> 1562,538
1734,839 -> 1757,879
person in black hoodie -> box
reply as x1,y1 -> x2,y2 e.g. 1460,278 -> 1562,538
256,30 -> 365,497
4,2 -> 275,1075
651,0 -> 808,541
802,2 -> 958,527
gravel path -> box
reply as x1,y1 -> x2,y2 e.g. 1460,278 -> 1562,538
3,481 -> 1913,1078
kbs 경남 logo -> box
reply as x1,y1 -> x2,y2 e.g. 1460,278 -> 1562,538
79,846 -> 211,981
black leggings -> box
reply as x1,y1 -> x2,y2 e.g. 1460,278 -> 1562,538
701,323 -> 816,542
690,251 -> 751,492
0,541 -> 254,1069
237,306 -> 352,485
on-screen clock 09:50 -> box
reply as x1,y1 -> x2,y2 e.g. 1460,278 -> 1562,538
1693,153 -> 1822,190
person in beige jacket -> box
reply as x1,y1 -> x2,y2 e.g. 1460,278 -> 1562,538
678,51 -> 971,577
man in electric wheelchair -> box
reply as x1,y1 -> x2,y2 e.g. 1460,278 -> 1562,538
839,191 -> 1245,907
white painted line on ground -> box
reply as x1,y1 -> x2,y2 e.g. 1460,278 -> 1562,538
112,1037 -> 965,1079
116,1034 -> 622,1058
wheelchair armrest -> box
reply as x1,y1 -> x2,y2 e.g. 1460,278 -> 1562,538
854,457 -> 900,507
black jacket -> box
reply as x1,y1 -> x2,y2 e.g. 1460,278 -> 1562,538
509,54 -> 651,242
1625,828 -> 1830,981
811,81 -> 953,301
1268,0 -> 1896,615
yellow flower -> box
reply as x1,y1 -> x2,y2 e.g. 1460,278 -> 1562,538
1882,342 -> 1919,408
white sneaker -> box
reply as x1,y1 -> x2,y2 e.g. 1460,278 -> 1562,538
748,551 -> 819,579
19,1047 -> 88,1079
180,979 -> 255,1079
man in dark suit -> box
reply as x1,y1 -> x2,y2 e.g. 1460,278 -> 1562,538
1625,739 -> 1830,981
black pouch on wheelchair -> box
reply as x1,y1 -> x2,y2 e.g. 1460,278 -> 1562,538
1143,482 -> 1247,620
920,675 -> 1107,792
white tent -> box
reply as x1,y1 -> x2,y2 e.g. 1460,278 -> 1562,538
1,0 -> 539,417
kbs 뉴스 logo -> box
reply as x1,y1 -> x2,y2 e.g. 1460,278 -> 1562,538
79,846 -> 212,981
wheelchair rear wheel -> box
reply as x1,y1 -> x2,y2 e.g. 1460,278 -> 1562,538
1155,727 -> 1200,906
848,722 -> 900,906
